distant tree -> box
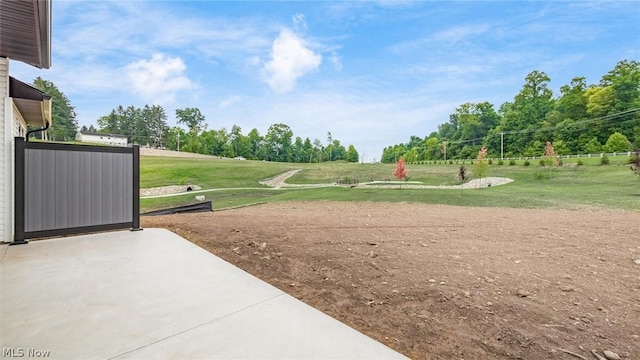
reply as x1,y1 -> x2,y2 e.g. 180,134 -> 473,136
302,137 -> 315,163
604,132 -> 631,153
265,123 -> 293,162
142,105 -> 169,148
473,146 -> 490,182
345,145 -> 359,163
583,137 -> 602,154
176,108 -> 206,136
97,105 -> 167,146
230,125 -> 251,158
393,158 -> 408,184
164,127 -> 188,151
424,136 -> 440,160
33,77 -> 78,141
247,128 -> 264,160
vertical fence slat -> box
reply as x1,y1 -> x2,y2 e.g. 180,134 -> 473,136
13,137 -> 26,244
131,145 -> 142,231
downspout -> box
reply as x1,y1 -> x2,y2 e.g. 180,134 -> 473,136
25,121 -> 49,142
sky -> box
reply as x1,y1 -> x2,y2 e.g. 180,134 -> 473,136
10,0 -> 640,162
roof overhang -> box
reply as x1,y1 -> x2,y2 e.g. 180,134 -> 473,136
10,76 -> 52,127
0,0 -> 52,69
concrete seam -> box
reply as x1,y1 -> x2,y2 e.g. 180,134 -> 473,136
107,292 -> 286,359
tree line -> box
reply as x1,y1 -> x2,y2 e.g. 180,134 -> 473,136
381,60 -> 640,163
29,80 -> 359,163
94,105 -> 358,163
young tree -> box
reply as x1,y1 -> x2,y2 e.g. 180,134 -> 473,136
459,165 -> 467,182
630,150 -> 640,179
459,165 -> 467,194
393,158 -> 408,186
542,141 -> 559,167
473,146 -> 490,185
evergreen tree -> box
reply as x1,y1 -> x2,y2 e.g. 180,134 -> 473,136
33,77 -> 78,141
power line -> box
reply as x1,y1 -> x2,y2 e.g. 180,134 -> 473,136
442,107 -> 640,146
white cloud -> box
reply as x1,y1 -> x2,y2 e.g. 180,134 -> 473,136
218,96 -> 243,109
329,52 -> 343,71
293,14 -> 308,33
261,28 -> 322,93
124,54 -> 193,104
431,24 -> 490,45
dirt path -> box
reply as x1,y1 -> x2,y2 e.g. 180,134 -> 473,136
258,170 -> 514,190
142,202 -> 640,360
258,169 -> 301,189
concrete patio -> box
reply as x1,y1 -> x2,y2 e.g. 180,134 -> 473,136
1,228 -> 406,359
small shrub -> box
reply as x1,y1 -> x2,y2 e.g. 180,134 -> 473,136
600,155 -> 610,165
539,159 -> 546,166
524,160 -> 530,166
488,159 -> 493,165
449,160 -> 453,164
509,160 -> 516,166
498,160 -> 504,165
577,160 -> 584,166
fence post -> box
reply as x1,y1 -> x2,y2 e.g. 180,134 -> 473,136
12,137 -> 27,245
130,145 -> 143,232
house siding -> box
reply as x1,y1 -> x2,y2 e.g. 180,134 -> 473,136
0,58 -> 28,243
77,133 -> 128,147
1,57 -> 9,242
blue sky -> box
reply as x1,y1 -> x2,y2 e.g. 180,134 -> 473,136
11,1 -> 640,162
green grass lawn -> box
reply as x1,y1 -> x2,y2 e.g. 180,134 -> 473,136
139,155 -> 640,212
140,157 -> 297,188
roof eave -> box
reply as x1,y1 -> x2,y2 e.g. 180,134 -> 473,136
0,0 -> 52,69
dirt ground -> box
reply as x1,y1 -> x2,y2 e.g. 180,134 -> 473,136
142,202 -> 640,360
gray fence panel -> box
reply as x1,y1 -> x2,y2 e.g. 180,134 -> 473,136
16,139 -> 140,241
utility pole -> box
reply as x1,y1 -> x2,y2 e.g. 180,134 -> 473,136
500,132 -> 504,161
177,133 -> 180,152
443,141 -> 447,162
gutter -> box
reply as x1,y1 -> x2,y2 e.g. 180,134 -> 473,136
25,121 -> 50,142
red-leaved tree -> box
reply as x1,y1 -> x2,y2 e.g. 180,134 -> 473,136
394,158 -> 408,183
543,141 -> 560,166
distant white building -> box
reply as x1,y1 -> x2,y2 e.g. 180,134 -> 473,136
76,131 -> 128,147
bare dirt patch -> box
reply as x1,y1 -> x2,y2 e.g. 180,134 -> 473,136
142,202 -> 640,359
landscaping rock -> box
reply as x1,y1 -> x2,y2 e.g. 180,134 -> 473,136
603,350 -> 620,360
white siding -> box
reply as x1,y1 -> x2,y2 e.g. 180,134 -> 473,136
0,58 -> 27,243
78,133 -> 128,147
0,57 -> 9,242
